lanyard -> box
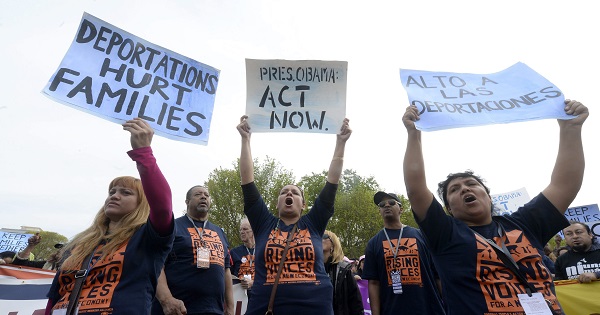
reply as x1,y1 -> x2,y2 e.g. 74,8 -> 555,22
472,222 -> 521,273
86,245 -> 101,272
187,215 -> 208,245
471,221 -> 533,296
245,245 -> 255,269
383,225 -> 404,260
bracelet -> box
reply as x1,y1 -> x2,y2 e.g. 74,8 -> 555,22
332,157 -> 344,161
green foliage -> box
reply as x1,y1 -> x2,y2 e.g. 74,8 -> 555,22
27,231 -> 68,261
205,158 -> 416,258
205,166 -> 245,249
299,169 -> 384,259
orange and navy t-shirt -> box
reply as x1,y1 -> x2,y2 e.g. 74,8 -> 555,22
48,222 -> 173,315
418,193 -> 569,315
241,181 -> 335,315
362,226 -> 446,315
155,216 -> 230,315
231,244 -> 255,280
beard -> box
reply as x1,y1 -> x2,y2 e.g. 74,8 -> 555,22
571,244 -> 589,252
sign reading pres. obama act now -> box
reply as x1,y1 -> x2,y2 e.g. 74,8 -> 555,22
245,59 -> 347,134
43,12 -> 220,145
400,62 -> 573,131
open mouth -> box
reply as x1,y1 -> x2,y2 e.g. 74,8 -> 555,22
464,195 -> 476,203
285,197 -> 293,206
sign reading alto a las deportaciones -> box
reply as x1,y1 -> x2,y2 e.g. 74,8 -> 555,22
43,12 -> 220,145
400,62 -> 574,131
245,59 -> 347,134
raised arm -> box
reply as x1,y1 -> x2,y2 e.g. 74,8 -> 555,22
123,118 -> 173,236
327,118 -> 352,184
542,99 -> 589,213
402,105 -> 434,221
15,234 -> 40,261
237,115 -> 254,185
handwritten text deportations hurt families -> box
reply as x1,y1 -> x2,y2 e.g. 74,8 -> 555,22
400,63 -> 573,131
43,13 -> 220,145
245,59 -> 347,134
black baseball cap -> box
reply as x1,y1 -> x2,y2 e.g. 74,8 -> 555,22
373,191 -> 401,206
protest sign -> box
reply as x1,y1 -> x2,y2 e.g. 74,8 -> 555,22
563,204 -> 600,237
245,59 -> 347,133
564,204 -> 600,224
0,232 -> 33,252
491,187 -> 530,215
43,12 -> 220,145
357,279 -> 371,314
400,62 -> 573,131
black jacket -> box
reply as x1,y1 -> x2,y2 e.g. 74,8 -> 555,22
325,260 -> 365,315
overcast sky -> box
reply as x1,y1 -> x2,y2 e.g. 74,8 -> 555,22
1,0 -> 598,239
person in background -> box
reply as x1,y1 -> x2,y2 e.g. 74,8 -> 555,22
557,246 -> 570,257
354,255 -> 365,281
542,245 -> 556,276
545,244 -> 558,262
554,222 -> 600,282
362,191 -> 445,315
549,233 -> 565,256
11,234 -> 64,270
12,233 -> 39,262
237,115 -> 352,315
323,230 -> 364,315
402,99 -> 588,314
230,217 -> 256,294
0,251 -> 16,264
46,118 -> 175,315
153,185 -> 234,315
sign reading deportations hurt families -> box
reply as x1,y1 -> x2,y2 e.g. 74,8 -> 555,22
400,62 -> 574,131
43,13 -> 220,145
245,59 -> 347,133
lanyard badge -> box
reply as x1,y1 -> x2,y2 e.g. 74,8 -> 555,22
188,216 -> 211,269
391,270 -> 403,294
196,245 -> 210,269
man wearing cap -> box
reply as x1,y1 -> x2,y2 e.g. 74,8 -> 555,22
361,191 -> 445,315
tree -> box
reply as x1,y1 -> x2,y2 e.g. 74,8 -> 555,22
205,158 -> 416,258
25,230 -> 68,261
206,156 -> 295,248
299,169 -> 382,259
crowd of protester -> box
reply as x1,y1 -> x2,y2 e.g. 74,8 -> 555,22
2,100 -> 599,315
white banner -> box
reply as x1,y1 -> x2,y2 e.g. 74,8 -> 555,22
0,265 -> 55,315
491,187 -> 530,215
400,62 -> 572,131
43,12 -> 220,145
245,59 -> 347,133
0,265 -> 248,315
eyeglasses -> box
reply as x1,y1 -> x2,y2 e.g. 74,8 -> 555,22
323,234 -> 331,239
378,199 -> 401,208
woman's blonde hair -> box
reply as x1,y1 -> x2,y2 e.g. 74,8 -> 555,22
324,230 -> 345,264
61,176 -> 150,270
